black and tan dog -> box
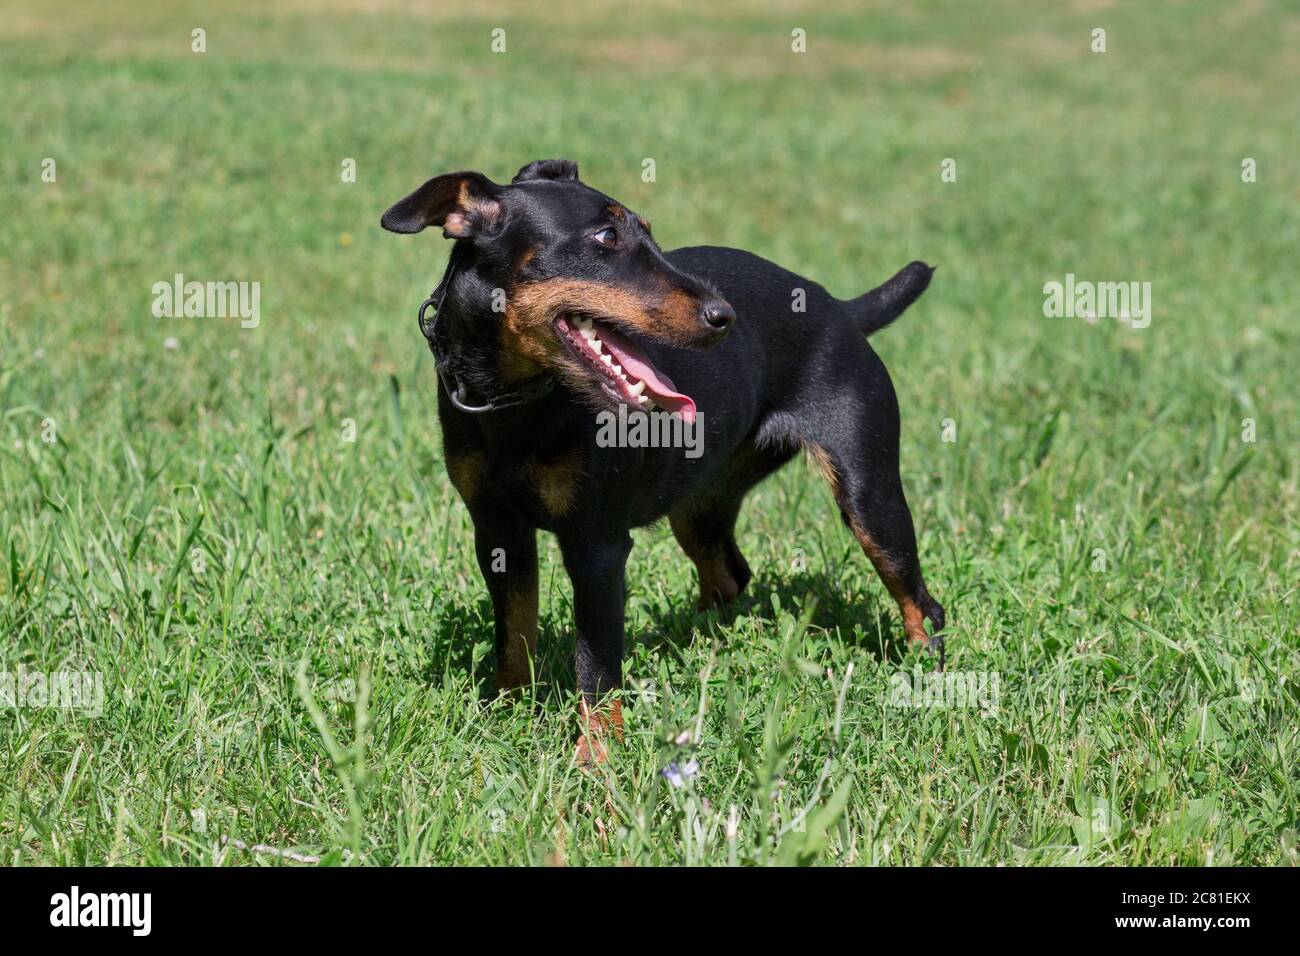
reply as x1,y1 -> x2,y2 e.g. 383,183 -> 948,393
382,159 -> 944,762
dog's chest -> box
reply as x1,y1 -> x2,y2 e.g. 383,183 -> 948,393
443,444 -> 587,527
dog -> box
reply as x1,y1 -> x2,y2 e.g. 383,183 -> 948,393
381,159 -> 944,763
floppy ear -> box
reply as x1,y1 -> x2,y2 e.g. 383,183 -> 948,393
380,171 -> 503,237
512,159 -> 579,184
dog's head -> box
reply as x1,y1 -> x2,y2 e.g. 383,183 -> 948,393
381,159 -> 732,422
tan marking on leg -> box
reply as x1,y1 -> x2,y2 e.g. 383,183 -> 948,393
807,444 -> 929,647
899,596 -> 928,646
445,450 -> 485,503
670,512 -> 740,610
496,584 -> 539,692
695,555 -> 739,610
525,447 -> 583,517
848,513 -> 929,646
576,698 -> 624,766
806,445 -> 841,495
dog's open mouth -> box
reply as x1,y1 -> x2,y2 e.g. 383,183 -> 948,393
553,314 -> 697,423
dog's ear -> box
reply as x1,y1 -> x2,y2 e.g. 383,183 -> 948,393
380,171 -> 504,237
512,159 -> 579,184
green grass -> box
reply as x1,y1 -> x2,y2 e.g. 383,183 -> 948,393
1,0 -> 1297,866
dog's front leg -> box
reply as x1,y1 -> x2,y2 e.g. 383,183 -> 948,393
558,531 -> 632,764
471,507 -> 539,694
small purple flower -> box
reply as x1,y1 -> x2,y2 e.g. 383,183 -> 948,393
661,759 -> 700,788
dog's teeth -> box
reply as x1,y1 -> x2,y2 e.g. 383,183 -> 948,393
579,326 -> 597,342
628,380 -> 645,397
574,315 -> 592,330
601,353 -> 614,366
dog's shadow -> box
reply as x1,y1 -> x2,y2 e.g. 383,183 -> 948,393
416,597 -> 492,688
423,568 -> 908,706
642,568 -> 907,666
415,593 -> 580,705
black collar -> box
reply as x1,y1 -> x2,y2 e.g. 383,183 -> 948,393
417,248 -> 556,414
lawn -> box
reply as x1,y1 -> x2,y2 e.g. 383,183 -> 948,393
1,0 -> 1296,866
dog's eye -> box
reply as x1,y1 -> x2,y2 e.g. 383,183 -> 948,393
591,227 -> 618,248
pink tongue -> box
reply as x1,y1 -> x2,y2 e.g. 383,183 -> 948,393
591,323 -> 697,423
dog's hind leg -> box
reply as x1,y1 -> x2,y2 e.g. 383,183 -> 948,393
669,499 -> 751,611
797,363 -> 945,667
669,442 -> 793,611
809,441 -> 945,668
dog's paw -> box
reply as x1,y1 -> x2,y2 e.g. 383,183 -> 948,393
575,733 -> 611,767
575,699 -> 624,768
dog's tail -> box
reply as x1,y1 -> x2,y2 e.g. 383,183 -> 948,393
843,261 -> 935,336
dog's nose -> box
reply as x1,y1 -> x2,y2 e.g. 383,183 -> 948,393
700,300 -> 735,333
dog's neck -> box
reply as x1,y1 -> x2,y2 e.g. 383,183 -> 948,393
431,243 -> 531,406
